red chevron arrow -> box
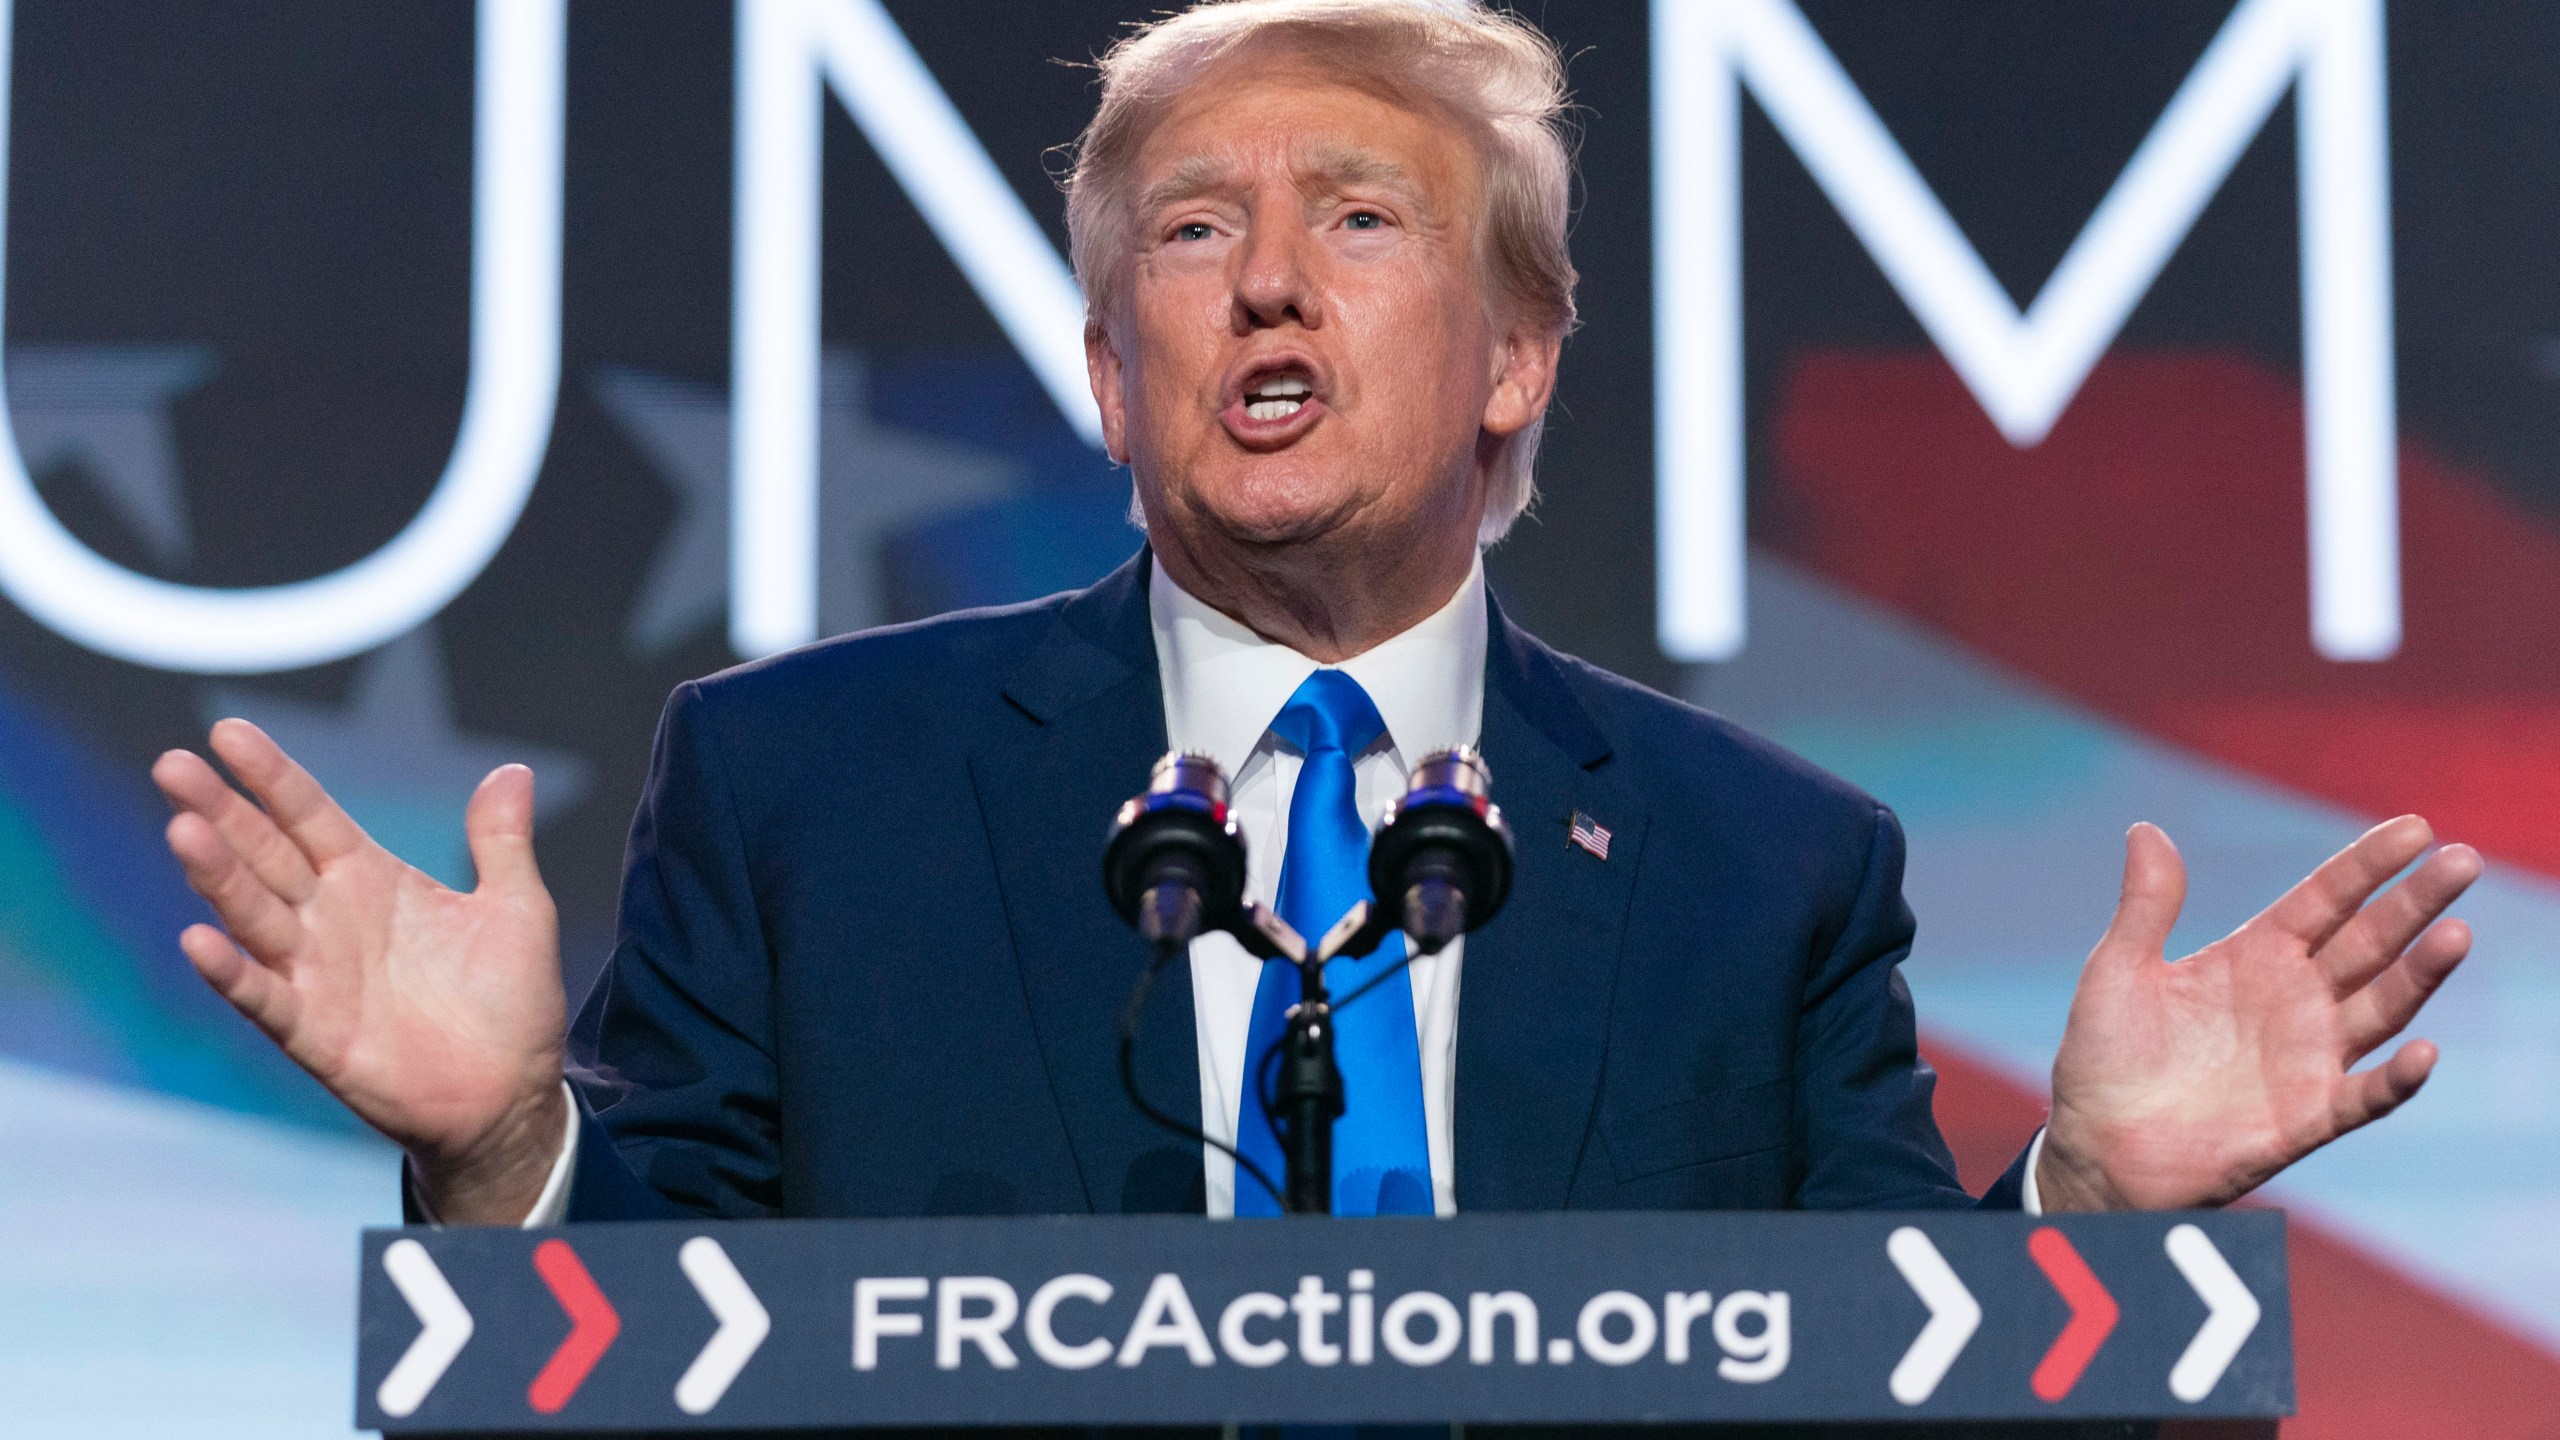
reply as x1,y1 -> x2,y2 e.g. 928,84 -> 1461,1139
528,1238 -> 620,1414
2027,1226 -> 2119,1401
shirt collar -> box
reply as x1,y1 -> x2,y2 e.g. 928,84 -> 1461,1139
1149,551 -> 1487,776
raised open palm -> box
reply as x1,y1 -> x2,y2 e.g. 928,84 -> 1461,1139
2040,816 -> 2479,1212
154,718 -> 568,1222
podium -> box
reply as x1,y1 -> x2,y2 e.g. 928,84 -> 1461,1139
357,1210 -> 2288,1433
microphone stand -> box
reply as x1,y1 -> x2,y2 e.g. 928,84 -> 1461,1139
1259,744 -> 1511,1211
1264,902 -> 1402,1216
1142,899 -> 1452,1216
1273,955 -> 1343,1214
1109,747 -> 1509,1218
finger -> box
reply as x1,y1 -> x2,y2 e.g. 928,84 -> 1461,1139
464,765 -> 545,899
2255,815 -> 2433,951
152,747 -> 320,903
2090,822 -> 2188,969
180,922 -> 298,1040
164,811 -> 305,963
2330,1038 -> 2438,1138
205,718 -> 369,868
2318,842 -> 2481,995
2338,917 -> 2471,1062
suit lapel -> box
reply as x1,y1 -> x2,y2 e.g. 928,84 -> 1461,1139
969,551 -> 1207,1214
1455,598 -> 1647,1211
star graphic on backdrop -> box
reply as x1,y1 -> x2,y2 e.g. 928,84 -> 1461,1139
203,627 -> 592,890
11,345 -> 216,564
592,347 -> 1018,656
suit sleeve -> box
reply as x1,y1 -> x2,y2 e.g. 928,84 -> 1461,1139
563,679 -> 782,1220
1791,802 -> 2029,1211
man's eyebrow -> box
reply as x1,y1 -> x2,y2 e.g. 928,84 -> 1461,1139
1133,146 -> 1425,218
1296,145 -> 1420,199
1136,157 -> 1233,217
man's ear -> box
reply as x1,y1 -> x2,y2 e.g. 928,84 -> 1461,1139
1482,320 -> 1562,441
1087,322 -> 1130,464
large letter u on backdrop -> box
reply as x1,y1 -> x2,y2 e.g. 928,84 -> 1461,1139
0,0 -> 564,673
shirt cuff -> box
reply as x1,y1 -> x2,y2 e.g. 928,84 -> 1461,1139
2020,1126 -> 2047,1215
519,1080 -> 580,1227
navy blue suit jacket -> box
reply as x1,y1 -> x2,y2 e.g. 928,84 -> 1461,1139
556,551 -> 2027,1221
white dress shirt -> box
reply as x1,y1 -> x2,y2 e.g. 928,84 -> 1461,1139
1150,554 -> 1486,1218
501,551 -> 2044,1223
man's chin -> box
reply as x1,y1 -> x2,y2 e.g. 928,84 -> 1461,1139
1201,509 -> 1355,555
1165,472 -> 1373,553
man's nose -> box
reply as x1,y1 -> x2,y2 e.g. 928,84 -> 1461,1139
1232,216 -> 1322,331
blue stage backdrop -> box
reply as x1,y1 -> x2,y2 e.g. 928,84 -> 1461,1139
0,3 -> 2554,1434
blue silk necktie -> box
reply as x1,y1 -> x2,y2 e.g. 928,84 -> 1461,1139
1234,670 -> 1434,1217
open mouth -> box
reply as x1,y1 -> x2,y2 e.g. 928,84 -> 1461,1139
1242,373 -> 1313,423
1220,355 -> 1329,448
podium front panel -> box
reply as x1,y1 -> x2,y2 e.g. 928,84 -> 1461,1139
356,1210 -> 2290,1431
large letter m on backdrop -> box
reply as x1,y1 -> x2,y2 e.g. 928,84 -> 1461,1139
1652,0 -> 2397,662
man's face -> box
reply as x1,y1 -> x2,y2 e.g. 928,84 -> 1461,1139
1089,63 -> 1554,565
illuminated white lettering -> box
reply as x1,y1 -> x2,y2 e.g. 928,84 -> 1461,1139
1289,1274 -> 1343,1366
1024,1273 -> 1114,1370
1576,1290 -> 1658,1366
730,0 -> 1099,658
1653,0 -> 2397,661
1663,1289 -> 1714,1363
1347,1268 -> 1375,1365
0,0 -> 564,672
1468,1290 -> 1539,1365
1712,1289 -> 1790,1382
1115,1273 -> 1216,1368
1216,1291 -> 1290,1368
935,1275 -> 1020,1370
852,1276 -> 929,1371
1381,1290 -> 1462,1367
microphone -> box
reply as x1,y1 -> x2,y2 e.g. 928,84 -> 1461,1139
1104,751 -> 1295,1213
1366,746 -> 1514,955
1103,752 -> 1248,954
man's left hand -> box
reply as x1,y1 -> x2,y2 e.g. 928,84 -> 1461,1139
2037,815 -> 2479,1212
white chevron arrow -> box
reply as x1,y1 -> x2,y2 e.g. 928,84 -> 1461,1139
1886,1226 -> 1981,1404
378,1239 -> 473,1419
675,1236 -> 771,1414
2165,1223 -> 2262,1401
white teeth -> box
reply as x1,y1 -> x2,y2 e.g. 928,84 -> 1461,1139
1239,371 -> 1313,423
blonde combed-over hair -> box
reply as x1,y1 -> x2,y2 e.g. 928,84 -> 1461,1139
1063,0 -> 1579,545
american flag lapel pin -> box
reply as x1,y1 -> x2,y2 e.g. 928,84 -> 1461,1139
1567,810 -> 1611,861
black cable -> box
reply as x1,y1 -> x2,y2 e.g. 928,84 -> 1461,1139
1327,936 -> 1422,1012
1256,1023 -> 1287,1139
1118,948 -> 1288,1214
1250,1016 -> 1308,1214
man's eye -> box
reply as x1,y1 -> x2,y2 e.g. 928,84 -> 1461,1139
1174,222 -> 1214,242
1345,211 -> 1385,231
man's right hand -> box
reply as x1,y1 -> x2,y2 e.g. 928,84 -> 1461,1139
153,718 -> 569,1225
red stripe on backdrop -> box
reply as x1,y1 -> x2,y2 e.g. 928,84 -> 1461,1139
1770,350 -> 2560,884
1924,1037 -> 2560,1437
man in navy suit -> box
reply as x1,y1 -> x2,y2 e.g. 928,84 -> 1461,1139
151,0 -> 2477,1230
